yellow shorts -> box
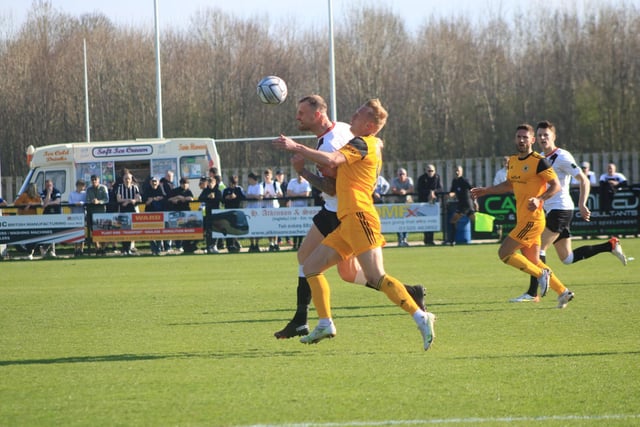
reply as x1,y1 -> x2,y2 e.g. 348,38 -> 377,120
323,211 -> 386,259
508,219 -> 544,248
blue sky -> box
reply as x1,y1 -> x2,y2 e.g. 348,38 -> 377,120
3,0 -> 633,33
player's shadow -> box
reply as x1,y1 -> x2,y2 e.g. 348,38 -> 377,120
452,350 -> 640,360
0,350 -> 307,366
170,310 -> 406,327
179,300 -> 510,327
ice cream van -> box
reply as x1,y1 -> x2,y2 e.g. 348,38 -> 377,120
18,138 -> 221,201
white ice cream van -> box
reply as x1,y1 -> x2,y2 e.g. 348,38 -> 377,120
18,138 -> 221,201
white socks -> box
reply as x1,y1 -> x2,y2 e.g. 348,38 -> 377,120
412,310 -> 427,324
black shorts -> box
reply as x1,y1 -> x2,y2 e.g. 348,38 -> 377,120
546,209 -> 572,241
313,206 -> 340,237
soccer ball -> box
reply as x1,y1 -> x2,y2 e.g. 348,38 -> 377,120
257,76 -> 288,105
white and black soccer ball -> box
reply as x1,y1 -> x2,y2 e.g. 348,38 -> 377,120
257,76 -> 288,105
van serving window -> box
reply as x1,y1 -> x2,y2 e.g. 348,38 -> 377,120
180,156 -> 209,179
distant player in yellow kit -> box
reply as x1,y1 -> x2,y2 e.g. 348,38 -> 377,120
273,99 -> 436,350
471,123 -> 575,308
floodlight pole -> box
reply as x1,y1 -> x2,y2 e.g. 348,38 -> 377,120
0,150 -> 3,258
154,0 -> 164,138
328,0 -> 337,122
83,38 -> 91,143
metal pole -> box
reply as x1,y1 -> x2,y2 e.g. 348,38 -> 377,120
83,39 -> 91,143
327,0 -> 337,122
154,0 -> 164,138
0,150 -> 3,258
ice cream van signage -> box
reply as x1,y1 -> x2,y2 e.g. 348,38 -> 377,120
92,145 -> 153,157
179,143 -> 208,151
43,149 -> 70,162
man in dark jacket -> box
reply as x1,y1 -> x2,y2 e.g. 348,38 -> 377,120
416,165 -> 442,245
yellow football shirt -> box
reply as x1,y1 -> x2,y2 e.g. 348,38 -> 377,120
508,151 -> 557,225
335,135 -> 381,219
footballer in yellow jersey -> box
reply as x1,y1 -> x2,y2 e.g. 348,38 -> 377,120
324,135 -> 384,256
472,124 -> 576,309
334,135 -> 381,218
273,99 -> 436,350
507,151 -> 557,247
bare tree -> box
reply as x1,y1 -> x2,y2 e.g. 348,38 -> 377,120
0,2 -> 638,179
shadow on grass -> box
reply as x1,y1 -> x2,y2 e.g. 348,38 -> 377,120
212,303 -> 392,315
169,310 -> 407,326
4,348 -> 639,367
0,349 -> 307,366
451,350 -> 640,360
172,300 -> 521,327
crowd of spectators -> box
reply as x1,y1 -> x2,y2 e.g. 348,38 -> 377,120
0,161 -> 633,259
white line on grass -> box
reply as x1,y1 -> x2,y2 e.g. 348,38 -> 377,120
244,413 -> 640,427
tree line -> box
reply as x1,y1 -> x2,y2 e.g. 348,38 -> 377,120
1,1 -> 638,178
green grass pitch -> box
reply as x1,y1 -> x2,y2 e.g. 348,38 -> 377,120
1,238 -> 639,426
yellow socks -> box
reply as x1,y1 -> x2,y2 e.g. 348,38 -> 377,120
501,253 -> 568,295
535,260 -> 567,295
377,275 -> 419,314
502,252 -> 543,277
306,274 -> 331,319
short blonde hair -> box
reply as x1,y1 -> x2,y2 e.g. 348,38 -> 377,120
365,98 -> 388,131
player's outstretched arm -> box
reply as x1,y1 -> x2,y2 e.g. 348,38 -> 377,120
273,135 -> 345,169
471,180 -> 513,199
290,154 -> 336,196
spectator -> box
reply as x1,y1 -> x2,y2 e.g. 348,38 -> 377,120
448,165 -> 477,245
199,176 -> 222,254
493,156 -> 510,186
245,172 -> 264,252
103,180 -> 119,253
571,161 -> 597,187
221,175 -> 245,253
208,167 -> 226,250
416,164 -> 443,245
286,173 -> 312,250
105,180 -> 119,213
390,167 -> 414,247
115,167 -> 137,188
160,170 -> 176,195
160,170 -> 176,251
40,179 -> 62,257
373,174 -> 390,204
196,175 -> 207,198
599,163 -> 627,215
196,177 -> 211,251
68,179 -> 87,256
143,176 -> 167,255
262,168 -> 283,251
0,199 -> 5,258
209,167 -> 226,192
275,169 -> 292,247
167,177 -> 194,253
14,183 -> 42,260
85,175 -> 109,256
116,172 -> 141,255
275,170 -> 289,202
